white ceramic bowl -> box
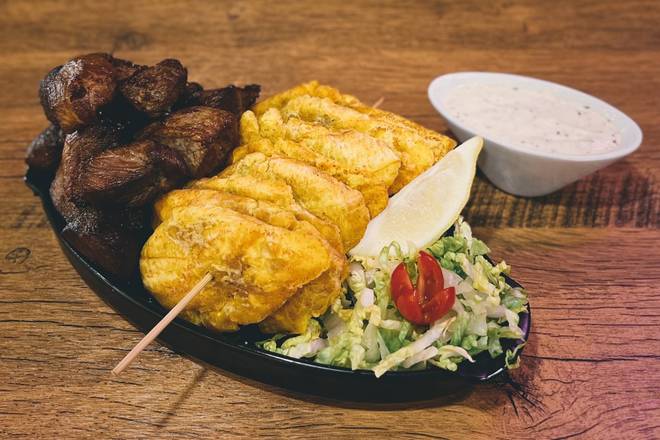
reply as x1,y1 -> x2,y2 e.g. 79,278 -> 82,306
428,72 -> 643,197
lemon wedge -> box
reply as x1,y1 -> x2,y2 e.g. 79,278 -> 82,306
349,136 -> 483,257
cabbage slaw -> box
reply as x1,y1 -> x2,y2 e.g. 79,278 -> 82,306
258,217 -> 528,377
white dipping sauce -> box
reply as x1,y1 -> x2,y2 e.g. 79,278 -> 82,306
445,82 -> 623,156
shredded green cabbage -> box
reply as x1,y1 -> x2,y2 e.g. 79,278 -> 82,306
259,217 -> 528,377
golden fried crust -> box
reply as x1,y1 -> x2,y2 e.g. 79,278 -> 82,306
238,109 -> 401,216
259,265 -> 344,334
153,188 -> 347,334
254,82 -> 456,193
230,144 -> 250,163
239,110 -> 261,144
141,204 -> 332,331
352,104 -> 456,178
222,152 -> 370,250
252,81 -> 320,116
260,218 -> 347,334
252,80 -> 361,115
190,174 -> 344,254
154,189 -> 298,228
279,95 -> 441,193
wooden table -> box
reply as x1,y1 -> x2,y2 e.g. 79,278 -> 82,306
1,1 -> 659,438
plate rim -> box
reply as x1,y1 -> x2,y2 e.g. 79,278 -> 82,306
25,168 -> 531,387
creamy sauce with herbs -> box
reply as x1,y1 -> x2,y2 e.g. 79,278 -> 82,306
445,82 -> 622,155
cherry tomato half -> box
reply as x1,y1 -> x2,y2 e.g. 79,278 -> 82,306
390,251 -> 456,325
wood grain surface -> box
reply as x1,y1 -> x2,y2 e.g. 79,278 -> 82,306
1,1 -> 659,439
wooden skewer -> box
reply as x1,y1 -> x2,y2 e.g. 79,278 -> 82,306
111,272 -> 214,375
372,96 -> 385,109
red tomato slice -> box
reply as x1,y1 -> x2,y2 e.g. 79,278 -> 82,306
421,286 -> 455,321
390,262 -> 414,304
417,251 -> 445,303
390,251 -> 456,325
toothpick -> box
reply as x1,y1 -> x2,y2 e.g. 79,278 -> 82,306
372,96 -> 385,109
111,272 -> 213,375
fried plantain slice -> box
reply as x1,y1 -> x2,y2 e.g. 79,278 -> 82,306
153,188 -> 347,334
141,204 -> 333,331
221,152 -> 370,250
237,109 -> 401,216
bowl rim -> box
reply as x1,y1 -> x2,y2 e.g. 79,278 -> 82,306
428,71 -> 643,163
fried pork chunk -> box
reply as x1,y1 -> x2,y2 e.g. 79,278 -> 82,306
110,57 -> 145,82
25,124 -> 64,171
140,204 -> 333,331
118,59 -> 187,117
51,125 -> 122,206
51,125 -> 188,209
236,108 -> 401,216
79,139 -> 188,207
49,126 -> 149,278
50,124 -> 189,278
138,106 -> 238,179
176,83 -> 261,115
39,53 -> 117,133
196,85 -> 261,115
253,81 -> 456,193
38,53 -> 256,134
58,205 -> 146,279
46,111 -> 239,278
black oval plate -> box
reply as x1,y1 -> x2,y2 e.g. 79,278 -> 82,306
25,168 -> 530,402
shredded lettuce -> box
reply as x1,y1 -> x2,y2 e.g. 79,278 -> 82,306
259,217 -> 528,377
505,342 -> 526,369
